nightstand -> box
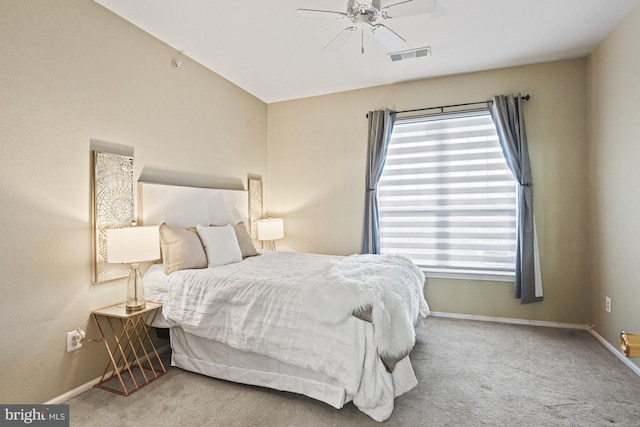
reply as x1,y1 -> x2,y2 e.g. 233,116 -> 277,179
92,301 -> 166,396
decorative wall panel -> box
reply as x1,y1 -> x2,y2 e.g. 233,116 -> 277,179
248,178 -> 263,240
92,151 -> 135,283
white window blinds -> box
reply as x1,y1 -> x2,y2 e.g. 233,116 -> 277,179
378,110 -> 517,279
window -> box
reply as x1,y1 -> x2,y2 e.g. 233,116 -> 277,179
378,110 -> 516,280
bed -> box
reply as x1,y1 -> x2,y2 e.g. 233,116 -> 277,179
138,181 -> 430,422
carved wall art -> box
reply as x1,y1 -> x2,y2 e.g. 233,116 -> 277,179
92,151 -> 135,283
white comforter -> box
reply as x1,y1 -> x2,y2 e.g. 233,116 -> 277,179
145,251 -> 429,421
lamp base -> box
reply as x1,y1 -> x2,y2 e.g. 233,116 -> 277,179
126,301 -> 146,313
126,263 -> 146,313
263,240 -> 277,251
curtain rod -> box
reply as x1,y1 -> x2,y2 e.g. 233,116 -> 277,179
366,94 -> 531,118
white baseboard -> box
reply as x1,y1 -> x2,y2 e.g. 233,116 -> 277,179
429,311 -> 588,330
429,311 -> 640,377
45,344 -> 170,404
45,376 -> 105,405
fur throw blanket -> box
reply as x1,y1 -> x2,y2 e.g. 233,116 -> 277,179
308,254 -> 430,360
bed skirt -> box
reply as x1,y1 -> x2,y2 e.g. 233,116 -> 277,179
169,326 -> 418,417
170,326 -> 350,409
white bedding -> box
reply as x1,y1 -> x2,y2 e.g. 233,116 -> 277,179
144,251 -> 429,421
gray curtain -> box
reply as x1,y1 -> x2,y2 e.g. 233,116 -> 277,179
362,109 -> 396,254
489,94 -> 542,304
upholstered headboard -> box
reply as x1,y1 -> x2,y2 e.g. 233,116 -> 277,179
138,182 -> 248,228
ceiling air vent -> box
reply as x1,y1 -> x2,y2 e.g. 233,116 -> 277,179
387,46 -> 431,62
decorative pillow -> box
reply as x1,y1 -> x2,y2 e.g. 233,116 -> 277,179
196,224 -> 243,267
159,223 -> 208,274
232,222 -> 260,258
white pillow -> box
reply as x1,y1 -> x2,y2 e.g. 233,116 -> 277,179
196,224 -> 243,267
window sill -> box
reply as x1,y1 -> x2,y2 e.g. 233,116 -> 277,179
424,271 -> 515,283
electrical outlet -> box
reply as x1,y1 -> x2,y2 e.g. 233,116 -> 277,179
605,296 -> 612,314
66,330 -> 83,352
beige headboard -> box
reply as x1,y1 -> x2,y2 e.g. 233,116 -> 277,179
138,182 -> 248,228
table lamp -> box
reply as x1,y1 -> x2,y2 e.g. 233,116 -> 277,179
106,225 -> 160,312
257,218 -> 284,251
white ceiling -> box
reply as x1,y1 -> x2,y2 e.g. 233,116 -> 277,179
95,0 -> 639,103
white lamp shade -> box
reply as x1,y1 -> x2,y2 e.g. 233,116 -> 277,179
106,226 -> 160,264
257,218 -> 284,241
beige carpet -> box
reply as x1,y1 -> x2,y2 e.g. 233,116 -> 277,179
66,317 -> 640,426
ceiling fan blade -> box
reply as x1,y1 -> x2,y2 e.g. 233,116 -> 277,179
296,9 -> 348,20
371,24 -> 405,50
324,26 -> 357,51
381,0 -> 436,19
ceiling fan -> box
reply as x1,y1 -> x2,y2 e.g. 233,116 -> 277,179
296,0 -> 436,52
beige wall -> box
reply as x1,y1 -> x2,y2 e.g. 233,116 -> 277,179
268,59 -> 590,324
588,3 -> 640,368
0,0 -> 266,403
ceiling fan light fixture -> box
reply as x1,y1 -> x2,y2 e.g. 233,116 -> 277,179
297,0 -> 435,52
